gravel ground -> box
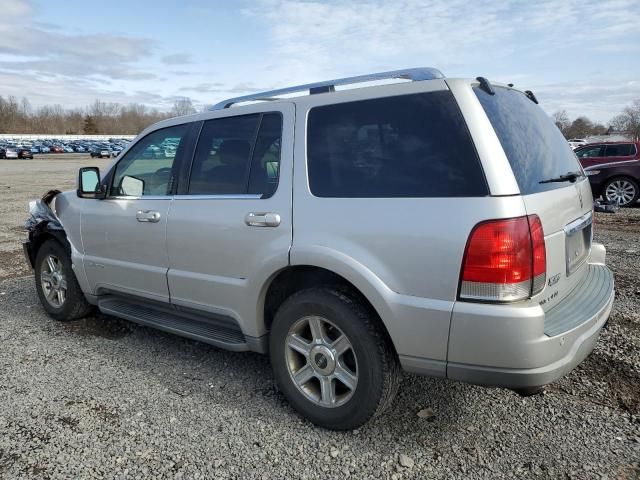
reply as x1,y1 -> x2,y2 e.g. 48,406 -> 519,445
0,158 -> 639,479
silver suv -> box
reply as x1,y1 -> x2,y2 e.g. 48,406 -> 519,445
24,68 -> 615,430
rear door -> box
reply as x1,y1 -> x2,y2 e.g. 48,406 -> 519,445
473,85 -> 593,311
166,105 -> 293,337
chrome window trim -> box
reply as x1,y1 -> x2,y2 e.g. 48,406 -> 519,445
106,195 -> 172,201
173,194 -> 263,200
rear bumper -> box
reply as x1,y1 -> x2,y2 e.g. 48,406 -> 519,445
445,261 -> 614,388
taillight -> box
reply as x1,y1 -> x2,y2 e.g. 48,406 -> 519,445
528,215 -> 546,295
459,215 -> 546,302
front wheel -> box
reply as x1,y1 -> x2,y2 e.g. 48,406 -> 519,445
269,287 -> 400,430
35,239 -> 94,321
603,176 -> 639,207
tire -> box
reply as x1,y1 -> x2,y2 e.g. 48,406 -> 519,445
269,287 -> 401,430
34,239 -> 94,321
603,176 -> 639,207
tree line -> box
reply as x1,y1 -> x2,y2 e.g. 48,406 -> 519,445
0,96 -> 197,136
1,93 -> 639,140
553,98 -> 640,141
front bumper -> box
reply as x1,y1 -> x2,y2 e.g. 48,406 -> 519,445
445,261 -> 614,389
23,241 -> 35,269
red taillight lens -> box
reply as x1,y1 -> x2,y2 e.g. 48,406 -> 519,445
528,215 -> 546,295
460,215 -> 546,302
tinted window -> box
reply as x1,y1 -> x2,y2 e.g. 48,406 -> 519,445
576,145 -> 604,158
188,113 -> 283,196
189,115 -> 260,195
248,113 -> 282,197
307,91 -> 487,198
605,144 -> 635,157
475,87 -> 583,194
111,124 -> 189,197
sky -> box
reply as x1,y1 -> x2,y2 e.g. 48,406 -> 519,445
0,0 -> 639,124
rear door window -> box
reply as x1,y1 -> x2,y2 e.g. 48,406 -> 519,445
475,87 -> 583,194
306,91 -> 487,198
188,113 -> 282,196
604,144 -> 635,157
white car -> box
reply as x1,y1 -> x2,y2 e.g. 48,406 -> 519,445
568,138 -> 587,149
1,147 -> 19,159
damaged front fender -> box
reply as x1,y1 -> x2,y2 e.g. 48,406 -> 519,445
23,189 -> 65,268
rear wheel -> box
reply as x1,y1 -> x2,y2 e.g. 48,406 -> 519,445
269,287 -> 400,430
35,239 -> 93,321
603,176 -> 639,207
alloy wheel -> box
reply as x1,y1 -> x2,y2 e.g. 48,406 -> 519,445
285,316 -> 358,408
605,179 -> 636,206
40,254 -> 67,308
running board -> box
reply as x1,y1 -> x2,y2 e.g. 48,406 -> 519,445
98,296 -> 251,352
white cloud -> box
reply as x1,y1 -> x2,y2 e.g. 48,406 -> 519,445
0,0 -> 638,122
241,0 -> 640,122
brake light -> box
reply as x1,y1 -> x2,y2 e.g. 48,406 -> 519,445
528,215 -> 546,295
459,215 -> 546,302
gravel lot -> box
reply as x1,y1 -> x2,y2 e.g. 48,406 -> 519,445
0,158 -> 639,479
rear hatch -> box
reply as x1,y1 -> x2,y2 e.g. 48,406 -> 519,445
474,85 -> 593,312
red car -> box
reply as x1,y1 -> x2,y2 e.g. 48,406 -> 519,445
575,141 -> 640,168
585,159 -> 640,207
50,145 -> 65,153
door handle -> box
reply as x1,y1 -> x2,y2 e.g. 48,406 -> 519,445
245,212 -> 281,227
136,210 -> 161,223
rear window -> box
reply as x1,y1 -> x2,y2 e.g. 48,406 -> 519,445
475,86 -> 582,194
306,91 -> 487,198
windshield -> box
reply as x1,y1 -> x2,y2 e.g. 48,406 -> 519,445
475,86 -> 582,194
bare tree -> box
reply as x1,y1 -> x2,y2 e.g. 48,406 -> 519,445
553,109 -> 570,135
170,97 -> 196,117
610,99 -> 640,141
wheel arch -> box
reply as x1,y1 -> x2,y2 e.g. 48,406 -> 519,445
260,264 -> 397,354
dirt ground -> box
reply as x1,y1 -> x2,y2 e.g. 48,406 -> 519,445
0,156 -> 638,478
0,156 -> 108,279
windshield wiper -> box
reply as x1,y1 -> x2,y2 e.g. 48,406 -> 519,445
539,171 -> 584,184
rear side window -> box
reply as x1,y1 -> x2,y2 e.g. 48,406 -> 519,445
188,113 -> 282,196
475,87 -> 583,194
306,91 -> 487,198
605,144 -> 635,157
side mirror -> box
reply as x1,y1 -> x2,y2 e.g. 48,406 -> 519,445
120,175 -> 144,197
77,167 -> 106,199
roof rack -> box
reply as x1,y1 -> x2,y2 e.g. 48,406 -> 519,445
210,67 -> 444,110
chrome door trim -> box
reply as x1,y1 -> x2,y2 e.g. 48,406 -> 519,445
173,194 -> 263,200
563,210 -> 593,235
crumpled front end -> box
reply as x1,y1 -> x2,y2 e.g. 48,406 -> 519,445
23,189 -> 63,268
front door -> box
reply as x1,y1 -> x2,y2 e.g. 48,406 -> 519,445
82,122 -> 196,302
166,105 -> 294,336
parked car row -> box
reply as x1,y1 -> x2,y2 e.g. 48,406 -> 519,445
0,146 -> 33,159
0,138 -> 131,159
576,141 -> 640,207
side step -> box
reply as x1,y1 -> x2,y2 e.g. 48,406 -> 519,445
98,296 -> 250,352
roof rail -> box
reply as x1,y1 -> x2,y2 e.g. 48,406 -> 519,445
210,67 -> 444,110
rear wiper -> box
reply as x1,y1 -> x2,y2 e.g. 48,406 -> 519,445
539,171 -> 584,184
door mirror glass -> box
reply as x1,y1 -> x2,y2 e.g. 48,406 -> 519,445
120,175 -> 144,197
77,167 -> 105,198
